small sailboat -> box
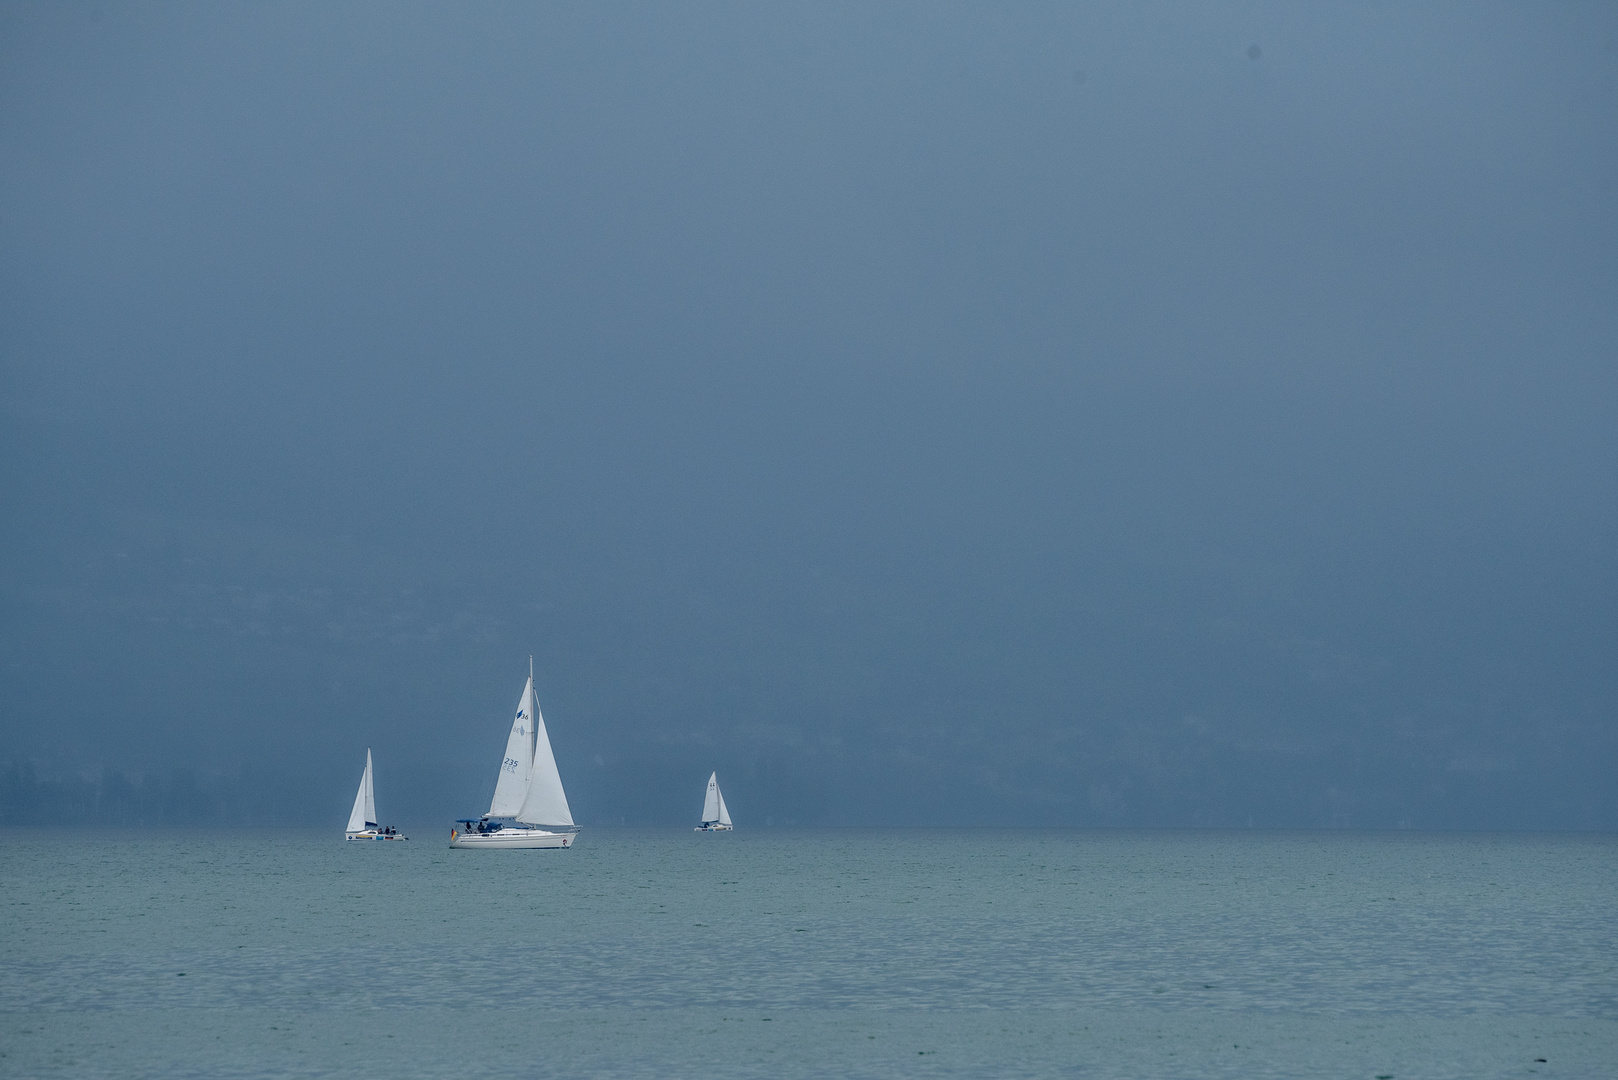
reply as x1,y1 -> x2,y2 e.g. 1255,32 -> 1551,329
694,771 -> 733,831
450,659 -> 578,849
345,748 -> 406,840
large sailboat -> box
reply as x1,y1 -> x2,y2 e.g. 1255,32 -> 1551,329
450,660 -> 578,849
694,771 -> 733,831
346,748 -> 406,840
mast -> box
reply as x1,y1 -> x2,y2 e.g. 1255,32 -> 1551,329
364,747 -> 376,828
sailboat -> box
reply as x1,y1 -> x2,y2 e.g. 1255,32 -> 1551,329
694,771 -> 733,831
345,748 -> 406,840
450,660 -> 578,849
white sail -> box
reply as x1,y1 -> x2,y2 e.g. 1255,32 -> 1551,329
487,678 -> 537,818
515,692 -> 574,827
347,748 -> 376,833
698,773 -> 718,822
717,786 -> 731,827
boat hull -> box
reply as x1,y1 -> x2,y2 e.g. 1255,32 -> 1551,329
346,831 -> 407,841
449,827 -> 577,849
694,823 -> 733,832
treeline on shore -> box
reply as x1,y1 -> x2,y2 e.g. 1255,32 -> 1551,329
0,761 -> 319,826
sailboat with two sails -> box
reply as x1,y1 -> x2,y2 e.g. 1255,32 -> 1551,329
346,748 -> 406,840
450,660 -> 578,849
694,771 -> 733,831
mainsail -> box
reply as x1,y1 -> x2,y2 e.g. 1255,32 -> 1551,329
347,748 -> 377,832
487,678 -> 538,818
702,772 -> 731,826
515,692 -> 574,828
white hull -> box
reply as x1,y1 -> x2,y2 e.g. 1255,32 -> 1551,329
694,823 -> 733,832
450,827 -> 577,849
347,830 -> 407,841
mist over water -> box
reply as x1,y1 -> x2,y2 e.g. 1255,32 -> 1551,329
1,2 -> 1614,828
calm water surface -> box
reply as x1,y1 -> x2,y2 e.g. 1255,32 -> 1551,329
1,828 -> 1613,1077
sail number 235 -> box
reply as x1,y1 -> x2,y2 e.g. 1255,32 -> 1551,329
502,757 -> 520,773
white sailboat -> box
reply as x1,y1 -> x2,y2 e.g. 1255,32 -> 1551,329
450,660 -> 578,849
694,771 -> 733,831
345,748 -> 406,840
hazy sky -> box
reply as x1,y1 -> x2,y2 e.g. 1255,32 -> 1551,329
2,1 -> 1614,828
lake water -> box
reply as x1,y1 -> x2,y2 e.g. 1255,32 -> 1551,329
1,827 -> 1613,1078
